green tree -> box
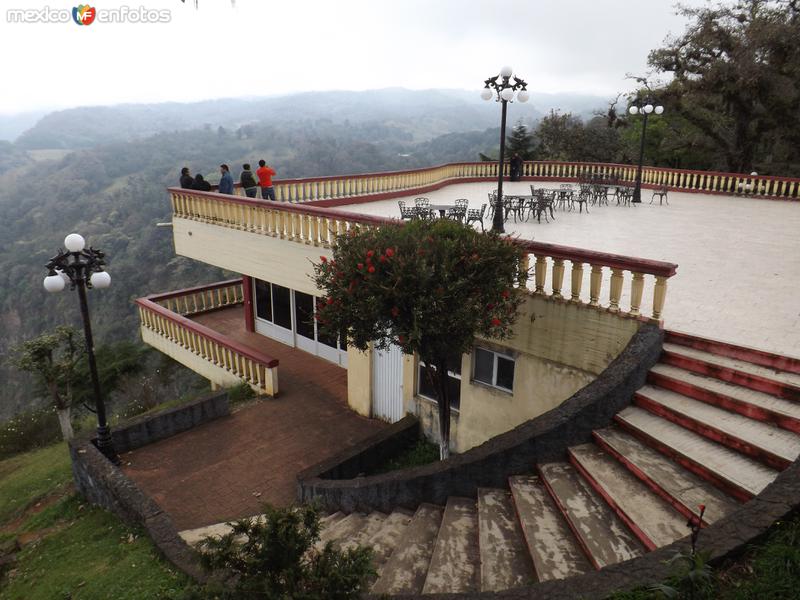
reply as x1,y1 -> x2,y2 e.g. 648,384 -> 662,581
534,110 -> 585,161
313,219 -> 525,459
648,0 -> 800,174
506,120 -> 536,160
10,326 -> 83,440
195,504 -> 374,600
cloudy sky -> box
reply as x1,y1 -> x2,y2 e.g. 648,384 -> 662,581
0,0 -> 706,114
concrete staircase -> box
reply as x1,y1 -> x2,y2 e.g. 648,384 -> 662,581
179,332 -> 800,595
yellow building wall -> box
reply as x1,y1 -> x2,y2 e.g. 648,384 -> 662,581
346,346 -> 372,417
172,218 -> 331,296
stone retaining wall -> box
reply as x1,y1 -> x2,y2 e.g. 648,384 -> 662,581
298,324 -> 663,513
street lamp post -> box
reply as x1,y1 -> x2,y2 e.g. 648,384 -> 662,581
628,99 -> 664,203
43,233 -> 117,464
481,66 -> 530,233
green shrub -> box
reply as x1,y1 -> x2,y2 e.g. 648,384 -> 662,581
0,407 -> 62,459
371,439 -> 440,474
192,504 -> 374,599
226,381 -> 256,406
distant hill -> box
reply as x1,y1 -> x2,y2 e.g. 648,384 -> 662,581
0,110 -> 49,142
13,88 -> 611,150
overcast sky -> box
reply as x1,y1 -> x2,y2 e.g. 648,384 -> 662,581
0,0 -> 707,114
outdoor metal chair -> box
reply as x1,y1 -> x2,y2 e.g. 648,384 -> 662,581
414,197 -> 431,219
573,190 -> 590,213
398,200 -> 416,221
466,203 -> 487,232
651,185 -> 669,205
447,198 -> 468,222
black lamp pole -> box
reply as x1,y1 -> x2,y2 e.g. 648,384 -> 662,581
482,68 -> 529,233
628,98 -> 664,204
44,235 -> 118,464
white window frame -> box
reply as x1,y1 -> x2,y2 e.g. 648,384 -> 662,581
472,346 -> 515,393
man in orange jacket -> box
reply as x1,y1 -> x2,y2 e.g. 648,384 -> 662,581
257,159 -> 277,201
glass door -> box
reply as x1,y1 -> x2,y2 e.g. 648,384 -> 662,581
293,291 -> 316,354
253,279 -> 294,346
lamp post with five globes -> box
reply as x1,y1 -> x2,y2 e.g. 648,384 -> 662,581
43,233 -> 117,463
481,66 -> 530,233
628,99 -> 664,203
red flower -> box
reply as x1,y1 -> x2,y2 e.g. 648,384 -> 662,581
398,335 -> 405,343
501,289 -> 510,299
486,303 -> 495,310
320,256 -> 327,263
471,253 -> 479,261
368,265 -> 376,273
385,247 -> 395,258
326,297 -> 334,305
491,318 -> 501,327
357,263 -> 364,270
379,255 -> 387,263
417,249 -> 425,256
367,250 -> 375,258
391,306 -> 400,317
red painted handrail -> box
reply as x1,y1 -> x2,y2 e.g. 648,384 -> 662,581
145,279 -> 244,302
136,296 -> 279,368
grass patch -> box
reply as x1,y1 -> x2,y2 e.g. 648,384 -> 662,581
1,499 -> 190,600
0,444 -> 71,525
370,439 -> 440,474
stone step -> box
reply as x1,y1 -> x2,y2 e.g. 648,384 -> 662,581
615,406 -> 779,502
318,512 -> 368,548
537,462 -> 644,570
178,521 -> 235,547
422,497 -> 481,594
338,512 -> 387,552
509,475 -> 591,581
665,330 -> 800,376
661,343 -> 800,402
649,363 -> 800,434
636,385 -> 800,470
593,425 -> 738,524
319,511 -> 345,528
365,508 -> 414,571
568,444 -> 688,551
371,503 -> 443,595
477,488 -> 535,592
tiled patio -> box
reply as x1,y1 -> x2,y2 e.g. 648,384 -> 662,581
336,183 -> 800,358
123,306 -> 385,530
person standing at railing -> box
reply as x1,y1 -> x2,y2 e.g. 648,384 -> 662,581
256,159 -> 277,201
510,154 -> 523,182
240,163 -> 258,198
218,164 -> 234,195
192,173 -> 211,192
179,167 -> 194,189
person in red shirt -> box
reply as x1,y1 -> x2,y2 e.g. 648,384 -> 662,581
256,159 -> 277,201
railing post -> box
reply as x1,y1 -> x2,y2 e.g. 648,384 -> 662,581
551,258 -> 565,299
570,262 -> 584,302
630,272 -> 645,316
652,276 -> 668,321
534,256 -> 547,294
609,268 -> 624,312
589,264 -> 603,307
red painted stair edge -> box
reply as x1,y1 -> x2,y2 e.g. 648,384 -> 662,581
665,330 -> 800,375
647,370 -> 800,434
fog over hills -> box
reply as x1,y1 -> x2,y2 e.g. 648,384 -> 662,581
1,88 -> 611,148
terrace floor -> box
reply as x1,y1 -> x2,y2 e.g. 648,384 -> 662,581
335,182 -> 800,358
122,306 -> 386,530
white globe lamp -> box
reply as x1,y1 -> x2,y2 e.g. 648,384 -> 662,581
64,233 -> 86,253
517,90 -> 530,103
629,106 -> 639,115
500,65 -> 513,78
654,105 -> 664,115
480,88 -> 493,101
500,88 -> 514,101
44,274 -> 66,293
90,271 -> 111,289
643,104 -> 654,114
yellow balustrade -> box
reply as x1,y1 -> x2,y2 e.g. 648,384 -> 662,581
137,282 -> 278,396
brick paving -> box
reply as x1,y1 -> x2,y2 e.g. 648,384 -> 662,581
340,184 -> 800,358
122,306 -> 385,530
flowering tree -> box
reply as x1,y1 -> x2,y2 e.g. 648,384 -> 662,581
313,219 -> 526,459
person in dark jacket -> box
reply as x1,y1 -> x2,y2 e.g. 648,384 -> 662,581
218,164 -> 234,195
179,167 -> 193,189
510,154 -> 524,182
192,173 -> 211,191
240,163 -> 258,198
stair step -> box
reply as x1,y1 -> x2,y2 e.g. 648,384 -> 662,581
371,503 -> 443,595
477,488 -> 535,592
320,511 -> 346,528
509,475 -> 591,581
365,509 -> 414,570
593,425 -> 738,524
636,385 -> 800,469
318,512 -> 368,548
538,462 -> 644,570
422,497 -> 481,594
339,512 -> 387,552
568,444 -> 688,550
661,343 -> 800,402
650,363 -> 800,434
663,341 -> 800,387
665,330 -> 800,376
615,406 -> 779,502
178,521 -> 235,547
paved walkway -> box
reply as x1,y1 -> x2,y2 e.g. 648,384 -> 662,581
338,183 -> 800,358
123,307 -> 385,530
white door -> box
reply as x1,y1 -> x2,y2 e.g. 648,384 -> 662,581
372,344 -> 404,422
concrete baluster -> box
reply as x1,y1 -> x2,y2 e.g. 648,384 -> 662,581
609,268 -> 624,312
652,275 -> 668,320
589,264 -> 603,306
534,255 -> 547,294
551,258 -> 565,299
570,262 -> 584,302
